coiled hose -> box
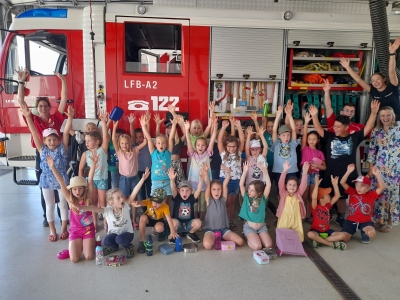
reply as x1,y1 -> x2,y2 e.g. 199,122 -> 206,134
369,0 -> 400,79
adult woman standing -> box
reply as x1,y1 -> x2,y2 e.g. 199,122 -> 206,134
340,38 -> 400,120
16,68 -> 68,226
367,106 -> 400,233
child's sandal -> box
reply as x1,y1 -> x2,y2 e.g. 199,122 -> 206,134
332,241 -> 346,251
60,232 -> 69,240
48,233 -> 58,242
133,222 -> 139,230
229,222 -> 237,231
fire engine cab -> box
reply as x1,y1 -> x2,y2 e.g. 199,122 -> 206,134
0,0 -> 399,184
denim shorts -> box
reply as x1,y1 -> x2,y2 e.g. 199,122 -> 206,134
341,220 -> 373,236
93,179 -> 108,190
219,178 -> 240,195
151,179 -> 172,196
204,227 -> 230,237
243,222 -> 269,236
307,172 -> 316,185
119,174 -> 140,197
110,171 -> 120,189
176,219 -> 197,233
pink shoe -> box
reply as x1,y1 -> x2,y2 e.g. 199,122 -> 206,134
57,249 -> 70,260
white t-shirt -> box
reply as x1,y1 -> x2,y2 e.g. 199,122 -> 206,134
103,202 -> 133,234
246,154 -> 266,187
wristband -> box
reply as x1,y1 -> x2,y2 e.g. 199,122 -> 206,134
390,53 -> 396,56
18,81 -> 25,84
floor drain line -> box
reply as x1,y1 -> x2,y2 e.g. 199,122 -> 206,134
303,242 -> 361,300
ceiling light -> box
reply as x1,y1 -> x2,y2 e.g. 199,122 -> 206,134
283,11 -> 293,21
137,4 -> 146,15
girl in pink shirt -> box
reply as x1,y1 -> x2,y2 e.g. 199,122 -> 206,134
301,113 -> 326,223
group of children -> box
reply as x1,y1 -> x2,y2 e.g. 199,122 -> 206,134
23,93 -> 386,262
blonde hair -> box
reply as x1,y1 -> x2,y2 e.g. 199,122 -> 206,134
106,188 -> 122,205
118,134 -> 133,151
190,119 -> 204,136
85,122 -> 99,132
156,134 -> 168,144
195,137 -> 208,148
376,106 -> 396,129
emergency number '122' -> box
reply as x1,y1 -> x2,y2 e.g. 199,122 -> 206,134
151,96 -> 180,111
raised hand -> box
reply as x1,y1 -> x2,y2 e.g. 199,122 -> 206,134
153,113 -> 164,125
331,175 -> 339,186
184,120 -> 191,131
282,160 -> 291,172
168,167 -> 177,180
285,100 -> 293,115
302,161 -> 310,173
139,114 -> 148,127
142,167 -> 150,180
246,126 -> 254,135
99,110 -> 108,122
371,166 -> 380,177
220,164 -> 231,174
46,155 -> 55,168
371,100 -> 380,114
209,101 -> 216,112
15,67 -> 29,82
127,113 -> 135,124
250,111 -> 258,122
323,78 -> 331,93
201,162 -> 210,173
304,112 -> 312,124
242,161 -> 249,173
389,38 -> 400,53
167,105 -> 176,114
276,105 -> 283,116
19,103 -> 31,117
339,57 -> 350,70
65,105 -> 74,119
177,114 -> 185,125
222,120 -> 229,128
90,149 -> 99,167
258,126 -> 265,136
347,164 -> 355,173
308,105 -> 319,117
257,161 -> 268,173
234,119 -> 241,128
315,174 -> 322,186
228,115 -> 235,124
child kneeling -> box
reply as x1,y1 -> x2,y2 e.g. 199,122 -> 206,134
203,164 -> 244,250
307,174 -> 346,250
169,169 -> 202,243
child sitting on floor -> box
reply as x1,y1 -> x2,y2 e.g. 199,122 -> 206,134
307,174 -> 346,250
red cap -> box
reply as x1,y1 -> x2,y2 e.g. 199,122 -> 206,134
352,176 -> 371,185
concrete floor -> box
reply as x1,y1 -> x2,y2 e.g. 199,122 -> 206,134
0,167 -> 399,300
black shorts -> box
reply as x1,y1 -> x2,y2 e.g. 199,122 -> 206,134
310,229 -> 335,236
146,218 -> 165,228
341,220 -> 373,236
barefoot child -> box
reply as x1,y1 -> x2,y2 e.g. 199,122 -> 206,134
203,165 -> 244,250
307,175 -> 346,250
239,161 -> 273,250
47,151 -> 97,262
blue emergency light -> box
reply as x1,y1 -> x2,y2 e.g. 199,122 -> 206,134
17,9 -> 68,19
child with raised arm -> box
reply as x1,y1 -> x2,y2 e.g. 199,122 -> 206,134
272,105 -> 299,188
139,113 -> 174,196
78,110 -> 110,231
276,161 -> 310,242
218,118 -> 245,231
185,117 -> 218,222
203,165 -> 244,250
47,150 -> 97,262
307,174 -> 346,250
20,104 -> 72,242
329,164 -> 385,244
245,125 -> 268,188
301,112 -> 326,222
239,161 -> 273,250
169,168 -> 202,243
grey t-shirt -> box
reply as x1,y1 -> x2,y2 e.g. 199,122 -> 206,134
272,138 -> 299,173
204,197 -> 230,230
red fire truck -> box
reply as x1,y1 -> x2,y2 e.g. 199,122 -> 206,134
0,1 -> 399,184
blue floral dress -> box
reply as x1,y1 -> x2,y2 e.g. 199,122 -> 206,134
367,122 -> 400,226
40,143 -> 69,190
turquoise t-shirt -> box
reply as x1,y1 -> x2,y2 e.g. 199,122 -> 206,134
263,132 -> 274,167
150,149 -> 172,181
238,192 -> 267,223
107,141 -> 118,173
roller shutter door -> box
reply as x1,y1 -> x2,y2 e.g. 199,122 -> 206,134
211,27 -> 284,80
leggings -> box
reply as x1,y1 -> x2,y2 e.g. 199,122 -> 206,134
103,232 -> 134,249
42,188 -> 68,222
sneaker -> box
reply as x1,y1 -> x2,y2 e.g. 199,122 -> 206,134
335,216 -> 345,227
312,240 -> 319,248
361,232 -> 370,244
125,244 -> 135,259
332,241 -> 347,250
263,248 -> 277,260
187,232 -> 200,243
98,213 -> 104,221
169,237 -> 176,244
157,232 -> 165,242
103,247 -> 118,256
151,227 -> 157,236
137,241 -> 146,254
43,219 -> 49,227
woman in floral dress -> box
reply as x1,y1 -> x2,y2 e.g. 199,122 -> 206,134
367,106 -> 400,233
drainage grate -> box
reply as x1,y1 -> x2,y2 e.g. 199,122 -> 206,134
304,242 -> 361,300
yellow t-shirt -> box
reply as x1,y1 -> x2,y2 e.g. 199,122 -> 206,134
142,199 -> 170,220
